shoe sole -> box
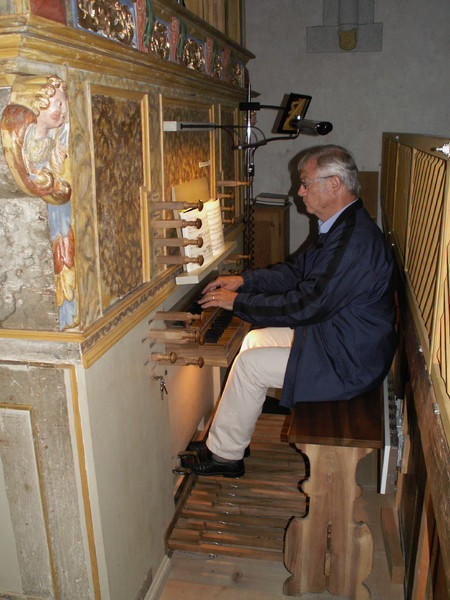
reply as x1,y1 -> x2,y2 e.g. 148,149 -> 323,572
191,462 -> 245,478
194,470 -> 245,478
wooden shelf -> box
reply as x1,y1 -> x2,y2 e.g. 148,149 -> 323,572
175,241 -> 236,285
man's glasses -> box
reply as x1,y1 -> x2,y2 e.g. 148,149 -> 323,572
299,175 -> 333,190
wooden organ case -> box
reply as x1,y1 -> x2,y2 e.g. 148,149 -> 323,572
0,2 -> 253,599
381,133 -> 450,598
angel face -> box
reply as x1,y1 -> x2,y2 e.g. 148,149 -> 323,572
35,87 -> 68,138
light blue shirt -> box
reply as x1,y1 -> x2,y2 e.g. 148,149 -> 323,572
318,199 -> 358,234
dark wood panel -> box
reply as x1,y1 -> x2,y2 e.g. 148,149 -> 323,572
253,204 -> 290,268
284,387 -> 384,449
404,308 -> 450,593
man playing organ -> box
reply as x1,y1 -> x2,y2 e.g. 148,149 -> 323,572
191,144 -> 397,478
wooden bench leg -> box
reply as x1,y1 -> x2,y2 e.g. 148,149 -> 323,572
283,444 -> 374,599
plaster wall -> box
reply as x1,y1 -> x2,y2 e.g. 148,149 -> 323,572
81,296 -> 216,600
245,0 -> 450,251
81,325 -> 172,600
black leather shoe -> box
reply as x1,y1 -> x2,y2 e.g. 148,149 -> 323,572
187,440 -> 250,460
190,456 -> 245,478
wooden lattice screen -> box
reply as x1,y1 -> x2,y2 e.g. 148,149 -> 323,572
381,132 -> 450,437
406,151 -> 445,337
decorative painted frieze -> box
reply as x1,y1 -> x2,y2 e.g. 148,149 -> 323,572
70,0 -> 244,86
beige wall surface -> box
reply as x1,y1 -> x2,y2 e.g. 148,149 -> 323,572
81,294 -> 217,599
245,0 -> 450,252
82,318 -> 173,600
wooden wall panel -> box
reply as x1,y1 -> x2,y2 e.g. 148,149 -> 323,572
383,138 -> 399,222
162,100 -> 212,203
359,170 -> 378,221
91,92 -> 144,310
436,246 -> 450,396
406,152 -> 445,339
219,106 -> 242,227
382,133 -> 450,596
0,363 -> 93,599
219,107 -> 235,183
0,407 -> 55,598
393,144 -> 412,260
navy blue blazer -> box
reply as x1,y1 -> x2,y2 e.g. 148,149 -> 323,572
233,199 -> 397,407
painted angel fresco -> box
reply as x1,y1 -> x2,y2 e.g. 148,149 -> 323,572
0,75 -> 78,330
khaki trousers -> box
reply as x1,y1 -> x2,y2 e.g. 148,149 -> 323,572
206,327 -> 294,461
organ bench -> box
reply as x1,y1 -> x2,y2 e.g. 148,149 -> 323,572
281,386 -> 384,600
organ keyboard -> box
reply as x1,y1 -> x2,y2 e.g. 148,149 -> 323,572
153,272 -> 250,367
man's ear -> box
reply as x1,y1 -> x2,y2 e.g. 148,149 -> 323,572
330,175 -> 341,192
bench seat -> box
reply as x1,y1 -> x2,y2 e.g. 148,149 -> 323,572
282,386 -> 384,449
282,385 -> 384,600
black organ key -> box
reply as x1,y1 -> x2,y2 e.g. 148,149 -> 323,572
204,310 -> 233,343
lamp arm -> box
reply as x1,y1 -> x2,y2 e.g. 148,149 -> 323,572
234,131 -> 300,151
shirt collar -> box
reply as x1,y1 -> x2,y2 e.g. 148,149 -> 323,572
318,199 -> 358,234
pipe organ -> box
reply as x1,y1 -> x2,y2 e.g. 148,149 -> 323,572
149,276 -> 251,368
0,1 -> 252,599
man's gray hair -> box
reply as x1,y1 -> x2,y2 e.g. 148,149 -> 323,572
298,145 -> 361,196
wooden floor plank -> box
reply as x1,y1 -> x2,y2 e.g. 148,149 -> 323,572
168,539 -> 283,561
160,553 -> 295,600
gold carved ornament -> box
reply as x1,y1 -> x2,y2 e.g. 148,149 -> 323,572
77,0 -> 136,45
182,39 -> 205,72
150,21 -> 170,59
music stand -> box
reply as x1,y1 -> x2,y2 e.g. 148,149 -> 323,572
274,93 -> 312,134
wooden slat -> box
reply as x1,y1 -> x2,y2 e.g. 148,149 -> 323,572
184,501 -> 303,520
381,507 -> 405,584
167,414 -> 307,561
197,483 -> 303,503
175,518 -> 286,541
179,509 -> 290,530
393,144 -> 412,258
170,528 -> 284,550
